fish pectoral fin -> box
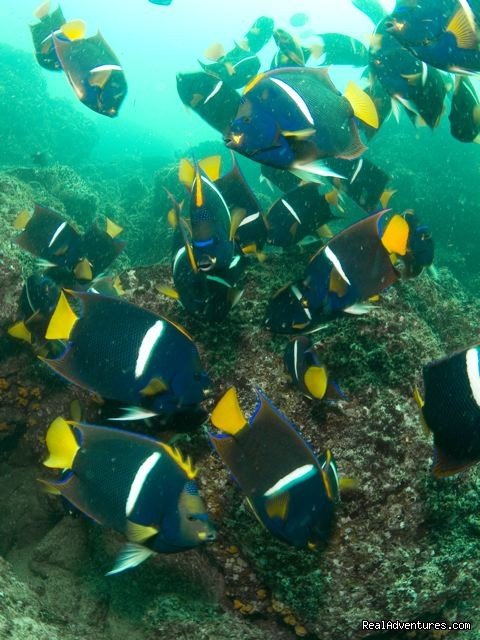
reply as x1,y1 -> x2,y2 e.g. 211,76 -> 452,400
413,386 -> 425,409
381,214 -> 409,256
432,448 -> 475,478
198,155 -> 222,182
281,127 -> 316,138
126,520 -> 159,543
210,387 -> 247,435
108,407 -> 159,421
7,320 -> 32,344
156,284 -> 180,300
37,478 -> 62,496
304,365 -> 328,400
380,189 -> 397,209
43,416 -> 80,470
229,207 -> 246,241
343,302 -> 375,315
344,81 -> 379,128
265,492 -> 290,520
291,161 -> 345,181
106,543 -> 155,576
45,291 -> 78,341
140,377 -> 169,397
447,5 -> 478,50
74,258 -> 93,281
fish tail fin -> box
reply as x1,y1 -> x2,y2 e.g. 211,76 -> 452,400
179,158 -> 195,189
45,290 -> 78,340
211,387 -> 247,435
43,416 -> 80,470
60,19 -> 87,41
344,81 -> 379,128
105,217 -> 123,238
198,155 -> 222,182
7,320 -> 32,344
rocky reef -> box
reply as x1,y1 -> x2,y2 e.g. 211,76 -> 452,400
1,160 -> 480,640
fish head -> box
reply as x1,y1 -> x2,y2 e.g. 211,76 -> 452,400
226,98 -> 279,156
264,282 -> 316,334
175,480 -> 216,546
94,68 -> 127,117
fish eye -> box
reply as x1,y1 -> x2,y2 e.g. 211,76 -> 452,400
242,116 -> 252,124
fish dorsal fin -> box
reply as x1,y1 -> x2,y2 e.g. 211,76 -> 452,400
198,155 -> 222,182
43,416 -> 80,470
447,4 -> 478,50
7,320 -> 32,344
140,377 -> 169,396
60,19 -> 87,41
34,1 -> 50,20
265,492 -> 290,520
304,365 -> 328,400
179,158 -> 195,189
229,207 -> 246,240
106,543 -> 155,576
344,81 -> 379,128
105,217 -> 123,238
380,214 -> 409,256
13,209 -> 31,230
126,520 -> 159,543
160,443 -> 198,479
380,189 -> 397,209
210,387 -> 247,435
74,258 -> 93,281
45,291 -> 79,340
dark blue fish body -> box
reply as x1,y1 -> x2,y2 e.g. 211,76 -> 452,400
53,29 -> 127,117
418,345 -> 480,477
200,45 -> 261,89
316,33 -> 369,67
42,417 -> 215,572
43,291 -> 211,416
327,157 -> 390,210
210,388 -> 339,548
14,204 -> 83,269
266,183 -> 334,247
243,16 -> 275,54
30,5 -> 65,70
265,209 -> 433,333
271,29 -> 306,68
189,169 -> 236,272
388,0 -> 480,74
227,67 -> 367,172
449,75 -> 480,142
176,71 -> 241,134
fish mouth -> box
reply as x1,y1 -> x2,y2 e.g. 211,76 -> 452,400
385,19 -> 406,33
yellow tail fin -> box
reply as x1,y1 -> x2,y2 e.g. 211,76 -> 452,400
211,387 -> 247,435
344,81 -> 379,129
105,217 -> 123,238
44,416 -> 80,469
199,155 -> 222,182
45,291 -> 78,341
7,321 -> 32,344
60,19 -> 87,41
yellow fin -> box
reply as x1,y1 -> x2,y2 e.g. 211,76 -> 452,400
105,217 -> 123,238
325,189 -> 338,207
156,284 -> 180,300
317,224 -> 333,239
89,69 -> 112,89
74,258 -> 93,281
304,365 -> 328,400
113,276 -> 124,296
368,295 -> 380,302
13,209 -> 31,230
179,158 -> 195,189
211,387 -> 247,435
379,189 -> 397,208
167,208 -> 178,228
45,291 -> 78,341
321,449 -> 334,500
69,399 -> 82,422
43,416 -> 79,469
447,6 -> 478,49
140,377 -> 168,396
160,443 -> 198,479
199,155 -> 222,182
203,42 -> 225,61
339,477 -> 359,491
244,73 -> 265,95
34,1 -> 50,19
413,386 -> 425,409
344,81 -> 379,128
230,207 -> 246,241
381,214 -> 409,256
265,492 -> 290,520
281,128 -> 316,138
60,19 -> 87,41
195,170 -> 203,206
126,520 -> 159,543
8,321 -> 32,344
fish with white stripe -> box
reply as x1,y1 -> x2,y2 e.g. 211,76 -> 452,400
41,416 -> 215,575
